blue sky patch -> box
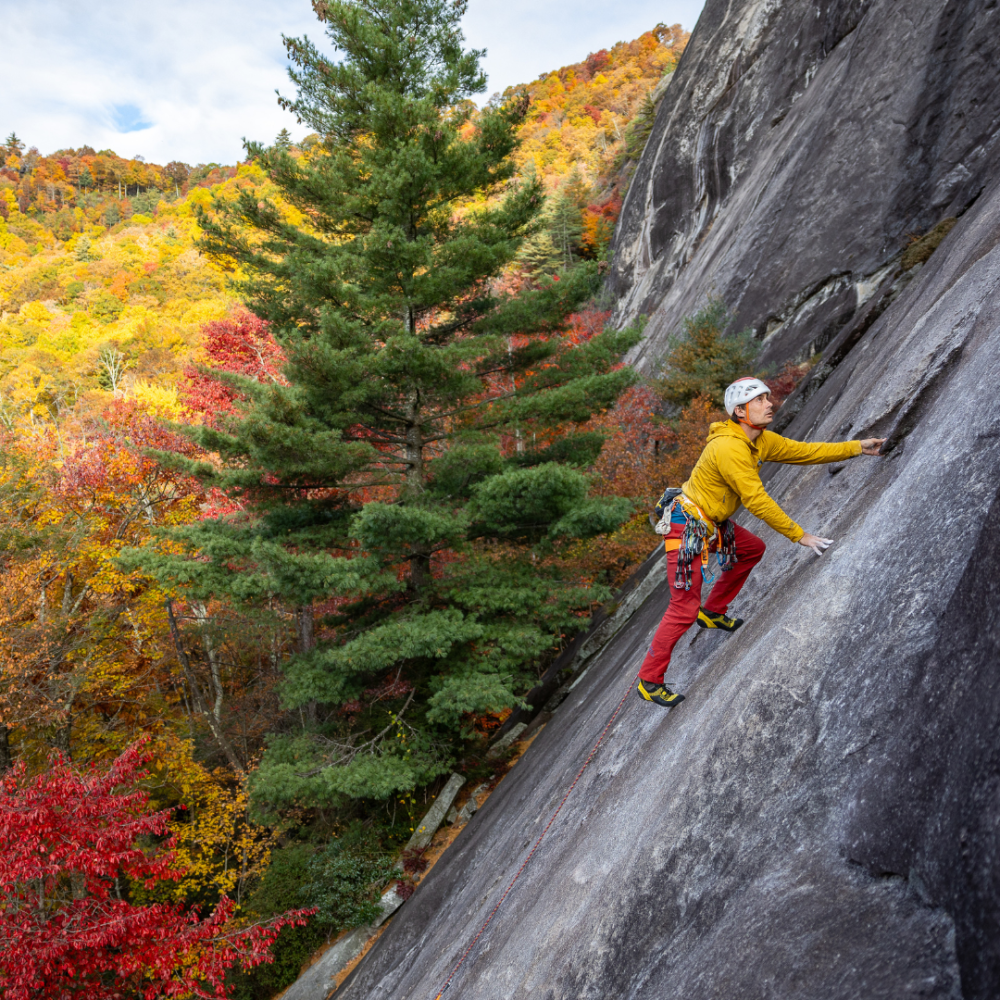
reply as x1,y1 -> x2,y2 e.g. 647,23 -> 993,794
111,104 -> 153,133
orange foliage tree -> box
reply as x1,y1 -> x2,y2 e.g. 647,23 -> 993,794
0,400 -> 203,765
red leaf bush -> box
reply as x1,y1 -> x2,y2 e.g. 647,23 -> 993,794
0,741 -> 312,999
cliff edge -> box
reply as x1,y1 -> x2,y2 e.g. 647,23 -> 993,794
609,0 -> 999,373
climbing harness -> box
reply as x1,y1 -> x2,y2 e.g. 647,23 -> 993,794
430,670 -> 639,999
652,488 -> 737,591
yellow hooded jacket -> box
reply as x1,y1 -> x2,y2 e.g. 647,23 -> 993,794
681,421 -> 862,542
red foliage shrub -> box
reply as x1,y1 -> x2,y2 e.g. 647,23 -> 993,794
55,398 -> 204,546
364,675 -> 414,702
0,741 -> 312,1000
766,361 -> 812,409
184,309 -> 287,425
566,308 -> 612,345
400,848 -> 429,876
585,49 -> 611,78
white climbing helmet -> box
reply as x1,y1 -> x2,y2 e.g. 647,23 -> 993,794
724,377 -> 770,416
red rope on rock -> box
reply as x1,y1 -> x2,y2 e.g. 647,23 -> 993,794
431,671 -> 639,999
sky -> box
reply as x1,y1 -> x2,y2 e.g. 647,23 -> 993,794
4,0 -> 705,167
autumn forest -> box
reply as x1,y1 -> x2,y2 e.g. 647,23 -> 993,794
0,7 -> 792,997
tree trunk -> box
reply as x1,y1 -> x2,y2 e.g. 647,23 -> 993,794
404,390 -> 425,491
0,726 -> 12,774
53,716 -> 72,759
165,600 -> 245,775
403,390 -> 431,592
409,553 -> 431,592
298,605 -> 318,725
298,605 -> 315,653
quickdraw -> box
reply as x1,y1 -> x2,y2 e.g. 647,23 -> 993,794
653,488 -> 737,591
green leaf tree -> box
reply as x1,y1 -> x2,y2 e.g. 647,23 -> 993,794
128,0 -> 640,819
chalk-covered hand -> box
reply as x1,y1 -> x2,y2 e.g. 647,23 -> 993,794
799,532 -> 833,556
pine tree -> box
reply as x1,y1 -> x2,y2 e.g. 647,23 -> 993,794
517,229 -> 562,277
656,298 -> 762,406
128,0 -> 641,815
549,189 -> 583,268
563,167 -> 592,213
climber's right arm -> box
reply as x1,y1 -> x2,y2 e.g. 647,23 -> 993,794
717,439 -> 805,542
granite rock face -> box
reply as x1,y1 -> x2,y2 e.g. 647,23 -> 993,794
609,0 -> 1000,372
328,3 -> 1000,997
334,177 -> 1000,999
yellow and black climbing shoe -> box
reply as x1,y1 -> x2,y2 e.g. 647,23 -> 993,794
696,607 -> 744,632
637,679 -> 685,708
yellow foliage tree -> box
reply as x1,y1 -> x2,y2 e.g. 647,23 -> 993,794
145,734 -> 277,907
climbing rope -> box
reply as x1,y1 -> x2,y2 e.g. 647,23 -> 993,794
431,670 -> 639,999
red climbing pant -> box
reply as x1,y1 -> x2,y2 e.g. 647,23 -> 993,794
638,521 -> 766,685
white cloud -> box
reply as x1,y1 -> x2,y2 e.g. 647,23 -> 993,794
5,0 -> 704,165
5,0 -> 318,164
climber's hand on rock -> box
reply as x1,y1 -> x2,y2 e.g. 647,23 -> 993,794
799,533 -> 833,556
860,438 -> 885,455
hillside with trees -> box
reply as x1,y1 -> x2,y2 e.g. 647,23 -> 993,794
0,12 -> 755,999
510,23 -> 688,267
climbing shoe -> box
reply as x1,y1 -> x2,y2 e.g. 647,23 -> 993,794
696,607 -> 744,632
637,679 -> 685,708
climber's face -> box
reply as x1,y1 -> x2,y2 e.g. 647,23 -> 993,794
744,392 -> 774,426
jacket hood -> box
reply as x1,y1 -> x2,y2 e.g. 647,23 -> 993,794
706,420 -> 752,443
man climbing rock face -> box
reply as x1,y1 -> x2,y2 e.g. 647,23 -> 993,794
637,376 -> 885,708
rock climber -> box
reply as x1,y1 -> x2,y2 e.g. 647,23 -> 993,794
637,376 -> 885,708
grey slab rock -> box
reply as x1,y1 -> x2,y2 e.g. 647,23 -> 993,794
278,886 -> 403,1000
331,147 -> 1000,1000
405,772 -> 465,851
485,723 -> 527,758
609,0 -> 1000,374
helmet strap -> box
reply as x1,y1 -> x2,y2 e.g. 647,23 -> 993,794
734,407 -> 766,432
